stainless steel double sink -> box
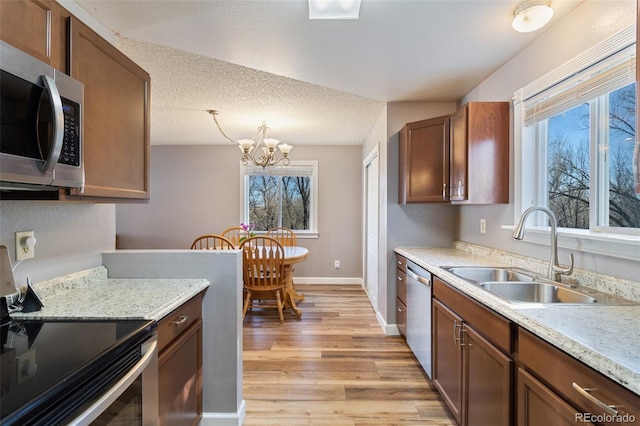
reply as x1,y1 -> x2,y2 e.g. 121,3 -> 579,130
441,266 -> 634,305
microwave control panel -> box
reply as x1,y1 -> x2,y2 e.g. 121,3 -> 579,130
58,99 -> 81,167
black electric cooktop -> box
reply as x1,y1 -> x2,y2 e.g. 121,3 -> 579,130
1,314 -> 156,425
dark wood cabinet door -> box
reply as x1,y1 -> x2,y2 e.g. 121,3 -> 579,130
158,319 -> 203,426
396,297 -> 407,337
399,115 -> 450,203
0,0 -> 62,69
449,106 -> 468,201
432,299 -> 463,424
68,17 -> 150,200
452,102 -> 510,205
463,324 -> 512,426
517,368 -> 586,426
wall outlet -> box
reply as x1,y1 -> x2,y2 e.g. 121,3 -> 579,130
334,260 -> 341,269
15,231 -> 35,260
480,219 -> 486,234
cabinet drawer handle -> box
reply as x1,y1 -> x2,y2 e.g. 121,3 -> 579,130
453,320 -> 461,344
443,183 -> 447,199
572,382 -> 618,416
459,328 -> 468,346
171,315 -> 188,326
397,276 -> 403,281
397,260 -> 402,266
397,306 -> 405,312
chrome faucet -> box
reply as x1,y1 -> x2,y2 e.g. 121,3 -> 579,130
512,206 -> 574,282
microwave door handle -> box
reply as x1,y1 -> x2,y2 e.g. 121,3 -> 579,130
40,75 -> 64,174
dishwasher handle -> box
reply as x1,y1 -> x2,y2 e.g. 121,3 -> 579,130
406,267 -> 431,286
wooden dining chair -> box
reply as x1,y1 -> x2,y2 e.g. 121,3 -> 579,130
190,234 -> 235,250
266,227 -> 297,247
240,236 -> 286,323
221,226 -> 245,246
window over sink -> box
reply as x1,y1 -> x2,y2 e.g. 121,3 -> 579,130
512,25 -> 639,260
241,160 -> 318,237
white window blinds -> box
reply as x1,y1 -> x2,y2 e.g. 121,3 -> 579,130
245,164 -> 314,177
523,45 -> 636,126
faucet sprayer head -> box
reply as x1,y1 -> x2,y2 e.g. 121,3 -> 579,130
512,221 -> 526,240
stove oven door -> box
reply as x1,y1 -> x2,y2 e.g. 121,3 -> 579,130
68,335 -> 158,426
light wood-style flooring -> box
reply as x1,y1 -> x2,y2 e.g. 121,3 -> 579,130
242,284 -> 456,425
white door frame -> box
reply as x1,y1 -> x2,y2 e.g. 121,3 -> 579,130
363,144 -> 380,310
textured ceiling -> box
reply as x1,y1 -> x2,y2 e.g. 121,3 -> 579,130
76,0 -> 584,146
117,38 -> 385,146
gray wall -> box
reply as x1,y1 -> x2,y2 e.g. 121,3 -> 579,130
456,0 -> 638,281
116,144 -> 363,281
383,102 -> 458,326
0,201 -> 115,286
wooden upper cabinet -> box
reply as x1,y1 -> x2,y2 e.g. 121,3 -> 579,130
449,102 -> 510,204
398,115 -> 450,203
0,0 -> 63,69
67,17 -> 150,200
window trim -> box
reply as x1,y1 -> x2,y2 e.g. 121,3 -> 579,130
240,160 -> 319,238
510,24 -> 639,261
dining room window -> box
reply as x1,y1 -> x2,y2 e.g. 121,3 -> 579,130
241,161 -> 318,235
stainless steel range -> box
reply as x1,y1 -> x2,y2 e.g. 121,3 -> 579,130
1,309 -> 158,425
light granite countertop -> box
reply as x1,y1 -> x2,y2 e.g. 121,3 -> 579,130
395,244 -> 640,397
11,266 -> 210,321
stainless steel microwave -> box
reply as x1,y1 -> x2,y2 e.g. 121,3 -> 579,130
0,40 -> 84,191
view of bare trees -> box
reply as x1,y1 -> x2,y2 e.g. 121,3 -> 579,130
248,175 -> 311,231
547,83 -> 639,229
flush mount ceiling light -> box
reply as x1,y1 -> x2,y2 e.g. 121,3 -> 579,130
512,0 -> 554,33
208,110 -> 292,168
308,0 -> 361,19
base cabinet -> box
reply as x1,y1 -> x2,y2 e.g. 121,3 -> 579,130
157,294 -> 203,426
464,324 -> 512,426
517,367 -> 585,426
517,327 -> 640,426
432,278 -> 512,426
432,299 -> 463,424
396,255 -> 407,336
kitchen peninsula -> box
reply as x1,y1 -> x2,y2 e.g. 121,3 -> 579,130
11,266 -> 209,425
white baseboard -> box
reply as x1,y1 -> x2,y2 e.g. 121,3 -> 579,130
375,310 -> 401,335
200,400 -> 245,426
294,277 -> 363,285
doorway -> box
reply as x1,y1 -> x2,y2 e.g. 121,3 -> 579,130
364,145 -> 379,310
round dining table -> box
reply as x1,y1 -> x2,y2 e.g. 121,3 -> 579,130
280,246 -> 309,317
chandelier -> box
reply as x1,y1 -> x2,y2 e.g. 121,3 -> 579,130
208,110 -> 292,168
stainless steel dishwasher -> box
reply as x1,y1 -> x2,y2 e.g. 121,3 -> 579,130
406,260 -> 432,378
